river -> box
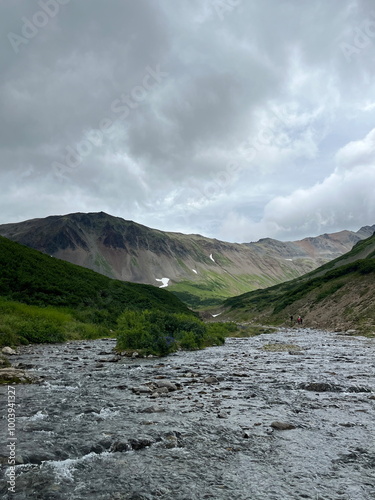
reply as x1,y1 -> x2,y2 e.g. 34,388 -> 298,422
1,328 -> 374,499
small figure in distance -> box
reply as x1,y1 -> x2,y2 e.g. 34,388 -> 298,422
297,316 -> 303,325
290,315 -> 294,326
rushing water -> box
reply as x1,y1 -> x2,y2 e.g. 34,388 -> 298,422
1,328 -> 374,500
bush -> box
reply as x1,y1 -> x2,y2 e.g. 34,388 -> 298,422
17,317 -> 66,343
204,322 -> 236,345
178,330 -> 199,349
116,310 -> 220,355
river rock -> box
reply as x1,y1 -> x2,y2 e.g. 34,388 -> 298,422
0,356 -> 11,367
2,346 -> 16,355
98,356 -> 120,363
132,385 -> 152,394
217,410 -> 229,419
0,367 -> 38,384
154,380 -> 178,391
163,433 -> 179,449
24,451 -> 58,464
110,440 -> 131,452
271,421 -> 296,430
15,362 -> 35,369
300,382 -> 342,392
129,437 -> 155,450
204,376 -> 219,384
155,387 -> 169,394
140,405 -> 165,413
110,436 -> 155,452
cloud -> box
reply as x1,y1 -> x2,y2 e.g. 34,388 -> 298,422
1,0 -> 375,242
335,128 -> 375,169
218,128 -> 375,242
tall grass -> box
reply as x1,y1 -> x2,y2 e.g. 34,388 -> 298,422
0,299 -> 108,346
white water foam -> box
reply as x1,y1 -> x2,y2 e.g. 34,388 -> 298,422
33,430 -> 55,436
98,407 -> 120,419
43,382 -> 81,392
44,452 -> 111,482
19,410 -> 48,422
73,407 -> 119,421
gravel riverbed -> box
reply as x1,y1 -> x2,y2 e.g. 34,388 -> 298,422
1,328 -> 374,500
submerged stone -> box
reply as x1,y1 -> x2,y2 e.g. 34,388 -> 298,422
271,421 -> 296,430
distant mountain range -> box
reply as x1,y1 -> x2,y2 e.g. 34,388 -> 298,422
222,232 -> 375,334
0,212 -> 374,308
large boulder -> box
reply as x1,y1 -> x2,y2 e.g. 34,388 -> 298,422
2,347 -> 17,355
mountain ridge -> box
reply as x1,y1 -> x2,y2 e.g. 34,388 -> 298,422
222,233 -> 375,334
0,212 -> 373,308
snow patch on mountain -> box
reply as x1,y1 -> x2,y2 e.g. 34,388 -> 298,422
155,278 -> 170,288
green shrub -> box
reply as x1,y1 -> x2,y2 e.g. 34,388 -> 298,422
116,309 -> 220,355
117,310 -> 177,355
17,317 -> 66,343
178,331 -> 199,350
204,322 -> 237,345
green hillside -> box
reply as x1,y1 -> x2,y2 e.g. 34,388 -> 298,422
222,233 -> 375,335
0,236 -> 194,346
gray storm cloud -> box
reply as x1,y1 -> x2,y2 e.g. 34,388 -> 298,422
1,0 -> 375,241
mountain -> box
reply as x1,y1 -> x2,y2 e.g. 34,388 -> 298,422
0,235 -> 193,346
0,235 -> 192,316
222,233 -> 375,334
0,212 -> 373,308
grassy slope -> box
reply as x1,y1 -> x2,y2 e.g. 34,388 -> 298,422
0,236 -> 193,346
169,266 -> 301,309
222,234 -> 375,334
169,271 -> 267,308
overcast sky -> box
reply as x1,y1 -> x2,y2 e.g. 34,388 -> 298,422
1,0 -> 375,242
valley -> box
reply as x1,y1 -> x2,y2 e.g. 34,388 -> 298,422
0,212 -> 373,308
